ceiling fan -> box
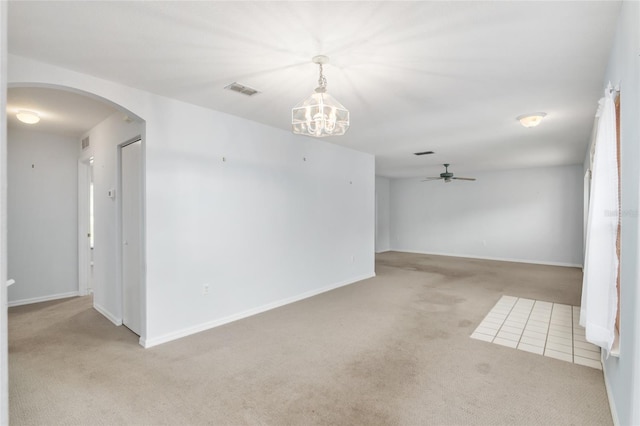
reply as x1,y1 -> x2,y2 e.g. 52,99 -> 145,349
422,164 -> 476,183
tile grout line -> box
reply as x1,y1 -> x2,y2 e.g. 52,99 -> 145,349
490,296 -> 518,344
516,299 -> 536,348
547,303 -> 574,362
543,303 -> 556,355
571,305 -> 575,363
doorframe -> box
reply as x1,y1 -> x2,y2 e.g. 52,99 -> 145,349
116,136 -> 146,343
77,157 -> 93,296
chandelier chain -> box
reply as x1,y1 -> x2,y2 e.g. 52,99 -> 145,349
318,63 -> 327,89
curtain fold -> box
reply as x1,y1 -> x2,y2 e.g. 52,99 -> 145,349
580,83 -> 619,356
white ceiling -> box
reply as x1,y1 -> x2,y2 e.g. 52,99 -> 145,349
7,87 -> 117,138
7,1 -> 621,177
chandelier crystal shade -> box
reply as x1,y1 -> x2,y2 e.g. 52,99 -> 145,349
292,56 -> 349,138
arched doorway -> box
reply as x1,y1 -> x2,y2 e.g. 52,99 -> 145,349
6,84 -> 147,342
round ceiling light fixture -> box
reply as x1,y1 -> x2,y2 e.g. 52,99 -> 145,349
516,112 -> 547,128
16,110 -> 41,124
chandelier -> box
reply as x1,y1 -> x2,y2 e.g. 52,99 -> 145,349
292,55 -> 349,137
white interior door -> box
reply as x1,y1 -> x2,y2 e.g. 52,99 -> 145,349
121,140 -> 142,335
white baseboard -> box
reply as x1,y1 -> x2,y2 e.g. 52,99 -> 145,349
141,272 -> 375,348
8,291 -> 79,307
375,248 -> 391,253
391,248 -> 583,268
93,303 -> 122,326
602,360 -> 620,426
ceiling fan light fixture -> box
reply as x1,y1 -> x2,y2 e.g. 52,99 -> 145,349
516,112 -> 547,128
16,110 -> 41,124
292,55 -> 349,138
421,163 -> 476,183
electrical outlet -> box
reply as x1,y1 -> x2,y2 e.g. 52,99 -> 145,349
203,283 -> 210,295
350,255 -> 355,263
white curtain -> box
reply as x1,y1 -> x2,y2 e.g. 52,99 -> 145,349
580,84 -> 619,355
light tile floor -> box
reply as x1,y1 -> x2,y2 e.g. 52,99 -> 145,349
471,295 -> 602,369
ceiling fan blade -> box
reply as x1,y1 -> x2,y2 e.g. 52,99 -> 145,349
421,177 -> 442,182
452,177 -> 476,181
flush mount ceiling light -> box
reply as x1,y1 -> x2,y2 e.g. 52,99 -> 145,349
16,110 -> 41,124
516,112 -> 547,128
292,55 -> 349,138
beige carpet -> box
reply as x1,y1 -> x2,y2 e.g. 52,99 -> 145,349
9,252 -> 612,425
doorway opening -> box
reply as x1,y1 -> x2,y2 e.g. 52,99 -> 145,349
78,156 -> 94,296
7,83 -> 146,346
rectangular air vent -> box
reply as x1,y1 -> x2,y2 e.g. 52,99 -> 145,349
224,82 -> 260,96
81,136 -> 90,150
414,151 -> 434,156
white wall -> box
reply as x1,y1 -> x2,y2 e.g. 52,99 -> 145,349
0,3 -> 8,423
144,102 -> 374,346
78,112 -> 144,324
8,55 -> 375,347
7,128 -> 79,305
390,165 -> 584,266
600,2 -> 640,425
375,176 -> 390,252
